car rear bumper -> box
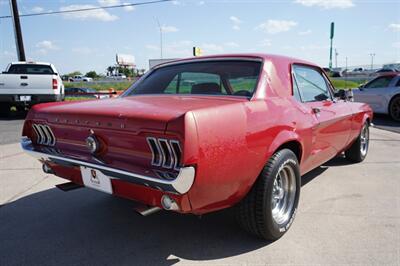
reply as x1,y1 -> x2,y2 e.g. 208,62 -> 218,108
21,137 -> 196,195
0,94 -> 63,105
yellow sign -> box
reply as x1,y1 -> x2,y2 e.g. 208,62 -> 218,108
193,47 -> 203,57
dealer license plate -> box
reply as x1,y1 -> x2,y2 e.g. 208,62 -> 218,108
80,166 -> 113,194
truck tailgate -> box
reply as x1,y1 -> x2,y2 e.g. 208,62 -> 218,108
0,74 -> 55,94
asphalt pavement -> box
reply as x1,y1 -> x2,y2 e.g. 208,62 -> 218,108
0,123 -> 399,265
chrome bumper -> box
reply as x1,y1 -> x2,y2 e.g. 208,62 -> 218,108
21,137 -> 195,194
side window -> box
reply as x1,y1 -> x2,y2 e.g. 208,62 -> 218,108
293,65 -> 331,102
228,76 -> 258,95
365,76 -> 393,89
396,78 -> 400,87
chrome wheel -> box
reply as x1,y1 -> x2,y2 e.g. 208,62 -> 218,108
360,124 -> 369,156
390,97 -> 400,121
271,164 -> 297,225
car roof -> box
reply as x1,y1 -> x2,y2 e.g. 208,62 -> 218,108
153,53 -> 318,69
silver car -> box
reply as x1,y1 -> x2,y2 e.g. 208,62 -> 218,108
352,74 -> 400,121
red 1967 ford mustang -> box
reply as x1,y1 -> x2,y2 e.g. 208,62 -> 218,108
21,54 -> 372,240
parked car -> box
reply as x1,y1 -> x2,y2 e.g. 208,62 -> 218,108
0,61 -> 64,115
106,73 -> 127,80
65,87 -> 111,99
352,73 -> 400,121
21,54 -> 372,240
374,68 -> 399,74
69,75 -> 93,82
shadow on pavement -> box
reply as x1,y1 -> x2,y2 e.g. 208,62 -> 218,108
372,114 -> 400,134
0,154 -> 352,265
0,188 -> 267,265
0,110 -> 27,121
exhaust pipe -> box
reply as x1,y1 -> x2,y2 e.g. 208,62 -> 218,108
42,163 -> 54,174
134,204 -> 161,216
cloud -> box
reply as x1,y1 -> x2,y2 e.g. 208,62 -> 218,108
230,16 -> 242,31
60,4 -> 118,21
202,43 -> 224,53
197,1 -> 205,5
294,0 -> 354,9
161,25 -> 179,33
298,29 -> 312,35
393,42 -> 400,48
256,20 -> 297,34
224,42 -> 239,48
258,39 -> 272,47
31,6 -> 44,13
36,40 -> 59,54
388,23 -> 400,32
98,0 -> 134,11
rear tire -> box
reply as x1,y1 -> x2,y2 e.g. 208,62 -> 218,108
345,122 -> 369,163
389,95 -> 400,122
235,149 -> 301,240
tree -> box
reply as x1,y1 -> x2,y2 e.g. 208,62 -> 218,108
85,71 -> 98,79
67,71 -> 82,77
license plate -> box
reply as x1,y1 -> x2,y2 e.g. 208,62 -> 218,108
81,166 -> 113,194
19,95 -> 31,101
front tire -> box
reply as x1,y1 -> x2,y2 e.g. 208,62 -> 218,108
236,149 -> 301,240
345,122 -> 369,163
389,95 -> 400,122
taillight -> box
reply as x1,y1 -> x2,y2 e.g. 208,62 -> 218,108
147,137 -> 182,171
52,78 -> 58,90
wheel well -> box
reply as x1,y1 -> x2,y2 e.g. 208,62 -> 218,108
276,140 -> 302,163
388,94 -> 400,113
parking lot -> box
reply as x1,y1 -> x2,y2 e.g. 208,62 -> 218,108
1,114 -> 399,265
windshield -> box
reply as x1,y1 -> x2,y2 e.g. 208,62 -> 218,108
124,60 -> 262,98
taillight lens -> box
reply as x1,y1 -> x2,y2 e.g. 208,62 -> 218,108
147,137 -> 182,171
52,78 -> 58,90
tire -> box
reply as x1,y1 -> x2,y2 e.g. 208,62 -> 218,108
389,95 -> 400,122
345,122 -> 369,163
235,149 -> 301,240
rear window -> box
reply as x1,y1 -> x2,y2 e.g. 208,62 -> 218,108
7,64 -> 54,75
124,60 -> 262,98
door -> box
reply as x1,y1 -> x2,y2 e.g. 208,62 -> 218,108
353,75 -> 394,113
292,65 -> 353,165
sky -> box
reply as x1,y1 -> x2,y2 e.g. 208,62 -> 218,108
0,0 -> 399,74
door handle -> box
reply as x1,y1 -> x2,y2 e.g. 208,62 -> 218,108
312,107 -> 321,114
20,83 -> 28,86
20,75 -> 28,79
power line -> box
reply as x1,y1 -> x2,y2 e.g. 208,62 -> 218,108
0,0 -> 172,19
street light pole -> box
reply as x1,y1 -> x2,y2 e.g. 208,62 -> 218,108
9,0 -> 25,61
155,18 -> 163,59
369,53 -> 375,70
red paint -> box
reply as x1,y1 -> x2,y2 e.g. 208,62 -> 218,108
23,54 -> 373,214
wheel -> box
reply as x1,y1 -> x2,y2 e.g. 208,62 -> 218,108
0,103 -> 10,116
345,122 -> 369,163
389,95 -> 400,122
235,149 -> 301,240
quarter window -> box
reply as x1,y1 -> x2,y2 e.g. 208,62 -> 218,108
364,76 -> 393,89
293,65 -> 331,102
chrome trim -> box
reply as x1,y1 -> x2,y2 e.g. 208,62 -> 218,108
146,137 -> 162,167
152,57 -> 264,70
21,137 -> 195,194
170,140 -> 182,171
158,139 -> 174,169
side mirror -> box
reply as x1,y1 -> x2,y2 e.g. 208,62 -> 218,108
334,89 -> 346,100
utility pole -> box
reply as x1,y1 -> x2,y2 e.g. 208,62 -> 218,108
369,53 -> 375,70
155,18 -> 163,59
329,22 -> 334,69
335,48 -> 338,68
9,0 -> 26,61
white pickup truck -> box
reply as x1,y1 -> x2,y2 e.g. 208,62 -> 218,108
0,62 -> 64,114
